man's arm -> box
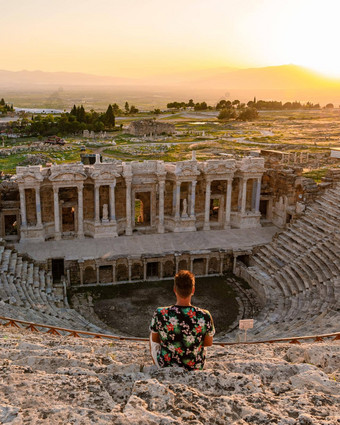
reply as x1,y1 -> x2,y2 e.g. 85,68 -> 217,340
151,332 -> 160,343
149,332 -> 161,366
203,334 -> 213,347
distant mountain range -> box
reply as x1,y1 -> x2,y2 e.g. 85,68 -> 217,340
2,65 -> 340,108
1,65 -> 339,91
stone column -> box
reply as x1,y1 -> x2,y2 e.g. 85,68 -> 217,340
219,254 -> 224,275
159,261 -> 164,279
224,179 -> 232,229
190,180 -> 196,218
175,255 -> 179,274
77,185 -> 84,239
241,178 -> 248,214
19,188 -> 27,227
128,259 -> 132,282
125,178 -> 132,235
251,179 -> 257,211
109,183 -> 116,222
112,260 -> 116,283
35,186 -> 42,227
255,177 -> 261,213
143,259 -> 147,281
53,186 -> 60,240
175,181 -> 181,219
78,261 -> 84,285
205,258 -> 209,275
158,180 -> 165,233
189,257 -> 194,273
203,180 -> 211,230
96,264 -> 100,284
94,184 -> 100,224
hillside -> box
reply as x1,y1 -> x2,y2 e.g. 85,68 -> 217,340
0,326 -> 339,424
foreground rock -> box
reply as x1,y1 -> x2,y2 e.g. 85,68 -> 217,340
0,327 -> 339,424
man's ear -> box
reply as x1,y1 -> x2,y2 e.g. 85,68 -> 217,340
192,286 -> 195,296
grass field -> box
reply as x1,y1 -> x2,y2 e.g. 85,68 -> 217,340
1,109 -> 339,178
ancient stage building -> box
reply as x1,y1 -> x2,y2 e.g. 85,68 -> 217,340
0,156 -> 270,286
14,156 -> 264,242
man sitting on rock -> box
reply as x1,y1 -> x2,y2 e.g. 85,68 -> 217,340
149,270 -> 215,370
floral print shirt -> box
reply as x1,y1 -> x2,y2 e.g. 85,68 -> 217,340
150,305 -> 215,370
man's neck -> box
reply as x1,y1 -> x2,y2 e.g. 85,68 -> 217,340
175,297 -> 192,307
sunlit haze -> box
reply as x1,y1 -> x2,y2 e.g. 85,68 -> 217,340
2,0 -> 340,78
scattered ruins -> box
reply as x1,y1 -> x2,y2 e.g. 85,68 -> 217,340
127,119 -> 175,137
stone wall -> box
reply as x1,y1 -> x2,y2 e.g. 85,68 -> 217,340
127,119 -> 175,137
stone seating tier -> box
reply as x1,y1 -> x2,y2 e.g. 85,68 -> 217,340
235,183 -> 340,340
0,242 -> 106,333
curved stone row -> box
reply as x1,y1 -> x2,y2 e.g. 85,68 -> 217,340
234,184 -> 340,339
0,241 -> 104,333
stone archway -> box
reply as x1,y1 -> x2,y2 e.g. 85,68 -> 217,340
164,260 -> 174,277
208,257 -> 219,274
193,259 -> 205,276
84,266 -> 96,284
178,259 -> 188,271
116,264 -> 128,281
132,262 -> 143,280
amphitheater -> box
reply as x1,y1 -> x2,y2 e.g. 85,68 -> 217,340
0,155 -> 339,424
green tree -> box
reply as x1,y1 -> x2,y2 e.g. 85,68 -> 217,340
104,104 -> 115,127
125,101 -> 130,114
218,108 -> 236,120
237,107 -> 259,121
130,105 -> 139,114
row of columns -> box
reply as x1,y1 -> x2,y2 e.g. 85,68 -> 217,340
19,176 -> 262,237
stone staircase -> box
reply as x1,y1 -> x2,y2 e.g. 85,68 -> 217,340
0,326 -> 339,424
235,184 -> 340,340
0,241 -> 104,333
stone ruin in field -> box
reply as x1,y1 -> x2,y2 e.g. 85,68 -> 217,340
128,119 -> 175,137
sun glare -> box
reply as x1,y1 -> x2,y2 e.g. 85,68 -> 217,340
279,1 -> 340,78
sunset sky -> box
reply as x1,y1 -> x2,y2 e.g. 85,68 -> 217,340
2,0 -> 340,78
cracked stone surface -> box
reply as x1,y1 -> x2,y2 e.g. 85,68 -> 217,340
0,327 -> 339,424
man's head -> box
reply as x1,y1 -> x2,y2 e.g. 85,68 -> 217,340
174,270 -> 195,298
